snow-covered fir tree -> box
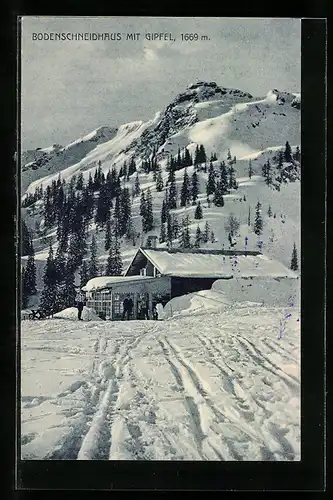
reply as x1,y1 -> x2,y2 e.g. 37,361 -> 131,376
191,169 -> 199,204
228,164 -> 237,190
194,225 -> 202,248
290,243 -> 298,271
213,181 -> 224,207
248,159 -> 253,179
40,244 -> 57,314
88,235 -> 99,279
254,201 -> 263,235
219,161 -> 229,194
134,173 -> 141,196
284,141 -> 292,162
203,221 -> 210,243
159,222 -> 166,243
179,215 -> 191,249
206,161 -> 216,196
167,168 -> 177,209
105,219 -> 112,251
267,205 -> 272,217
155,166 -> 164,192
76,172 -> 84,190
22,219 -> 33,256
22,242 -> 37,299
105,235 -> 123,276
180,168 -> 191,207
161,198 -> 168,224
80,260 -> 89,287
194,201 -> 203,219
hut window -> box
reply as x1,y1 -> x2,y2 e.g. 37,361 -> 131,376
140,268 -> 147,276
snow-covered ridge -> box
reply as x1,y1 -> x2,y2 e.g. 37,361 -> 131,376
22,81 -> 300,196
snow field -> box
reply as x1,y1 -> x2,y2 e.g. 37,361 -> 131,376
21,301 -> 300,461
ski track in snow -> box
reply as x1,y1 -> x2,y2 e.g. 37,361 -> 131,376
21,306 -> 300,461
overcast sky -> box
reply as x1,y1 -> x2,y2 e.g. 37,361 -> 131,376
21,17 -> 301,150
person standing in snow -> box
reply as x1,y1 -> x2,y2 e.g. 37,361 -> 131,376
122,294 -> 134,320
75,289 -> 86,321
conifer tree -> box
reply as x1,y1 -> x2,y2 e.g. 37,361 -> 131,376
24,247 -> 37,296
88,172 -> 94,192
22,220 -> 33,256
206,161 -> 216,196
179,215 -> 191,249
248,160 -> 253,179
203,221 -> 210,243
166,213 -> 173,248
227,148 -> 232,162
264,160 -> 273,186
194,201 -> 203,219
210,231 -> 216,243
248,206 -> 251,226
168,169 -> 177,209
88,235 -> 99,279
146,188 -> 154,231
134,172 -> 141,196
194,226 -> 202,248
80,260 -> 89,287
76,172 -> 84,190
172,215 -> 180,240
180,168 -> 191,207
267,205 -> 272,217
40,244 -> 58,314
254,201 -> 263,235
43,185 -> 55,228
228,165 -> 237,189
213,181 -> 225,207
191,169 -> 199,204
119,187 -> 131,236
105,219 -> 112,251
184,148 -> 192,167
140,191 -> 146,217
199,144 -> 207,164
284,141 -> 292,162
113,195 -> 121,237
219,161 -> 229,194
156,167 -> 164,192
277,150 -> 284,170
294,146 -> 301,162
159,222 -> 166,243
290,242 -> 298,271
161,198 -> 168,224
105,235 -> 123,275
128,157 -> 137,176
95,183 -> 111,229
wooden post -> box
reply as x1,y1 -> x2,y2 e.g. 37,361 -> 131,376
133,292 -> 138,320
110,291 -> 114,321
148,292 -> 153,320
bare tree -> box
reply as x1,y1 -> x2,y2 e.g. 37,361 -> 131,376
224,212 -> 240,236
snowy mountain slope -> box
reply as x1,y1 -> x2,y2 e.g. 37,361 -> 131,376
21,297 -> 300,460
21,126 -> 118,193
22,82 -> 300,196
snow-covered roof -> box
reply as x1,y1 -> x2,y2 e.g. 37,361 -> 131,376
131,248 -> 298,279
81,275 -> 154,292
